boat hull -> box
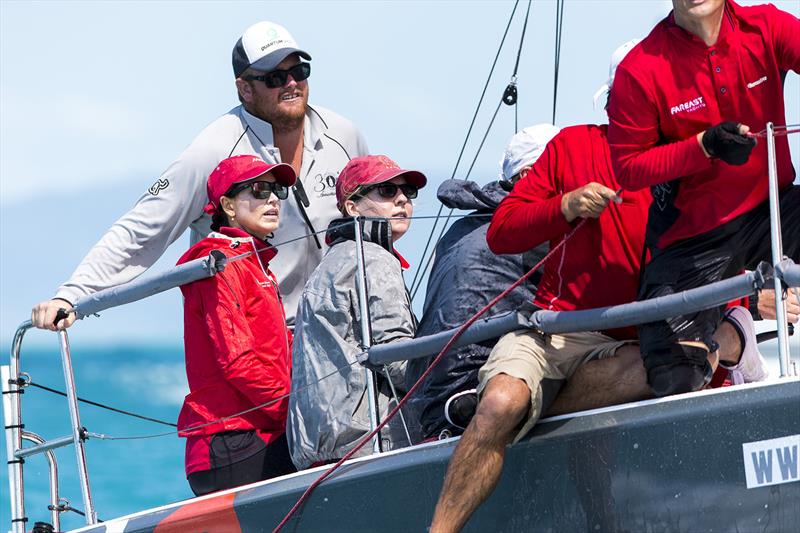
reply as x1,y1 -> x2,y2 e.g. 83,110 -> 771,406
73,379 -> 800,533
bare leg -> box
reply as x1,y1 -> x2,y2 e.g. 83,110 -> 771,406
546,345 -> 650,416
548,334 -> 729,417
714,319 -> 742,365
430,374 -> 530,533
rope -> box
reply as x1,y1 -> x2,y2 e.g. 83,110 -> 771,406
26,382 -> 177,427
551,0 -> 566,124
86,357 -> 364,441
749,124 -> 800,138
222,213 -> 492,267
408,0 -> 522,296
272,218 -> 590,532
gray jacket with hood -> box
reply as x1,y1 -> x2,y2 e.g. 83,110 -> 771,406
288,218 -> 416,470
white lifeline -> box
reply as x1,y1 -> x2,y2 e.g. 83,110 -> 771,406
54,104 -> 368,324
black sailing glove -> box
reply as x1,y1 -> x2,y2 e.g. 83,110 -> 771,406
701,121 -> 757,166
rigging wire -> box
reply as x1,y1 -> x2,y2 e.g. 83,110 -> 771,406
551,0 -> 566,124
410,98 -> 505,302
507,0 -> 533,133
273,217 -> 591,532
408,0 -> 522,297
24,381 -> 177,427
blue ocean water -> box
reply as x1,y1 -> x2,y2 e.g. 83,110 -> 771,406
1,344 -> 191,531
0,338 -> 793,531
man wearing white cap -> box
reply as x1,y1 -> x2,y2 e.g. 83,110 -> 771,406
406,124 -> 559,441
31,21 -> 368,330
430,38 -> 774,532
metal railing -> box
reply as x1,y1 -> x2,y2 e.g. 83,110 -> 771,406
2,251 -> 227,532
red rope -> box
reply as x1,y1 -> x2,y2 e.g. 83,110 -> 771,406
749,125 -> 800,138
272,218 -> 589,532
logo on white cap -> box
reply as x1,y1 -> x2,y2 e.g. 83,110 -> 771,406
242,21 -> 297,62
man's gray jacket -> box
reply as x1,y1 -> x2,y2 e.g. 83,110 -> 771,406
288,218 -> 415,470
55,104 -> 368,324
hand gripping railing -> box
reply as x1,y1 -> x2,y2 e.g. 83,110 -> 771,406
2,251 -> 227,532
367,268 -> 767,366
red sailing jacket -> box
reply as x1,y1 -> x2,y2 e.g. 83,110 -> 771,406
608,0 -> 799,250
487,125 -> 652,340
176,227 -> 292,475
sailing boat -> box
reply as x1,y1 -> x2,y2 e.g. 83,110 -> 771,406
3,1 -> 800,532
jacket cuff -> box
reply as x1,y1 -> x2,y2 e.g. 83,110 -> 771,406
54,287 -> 83,308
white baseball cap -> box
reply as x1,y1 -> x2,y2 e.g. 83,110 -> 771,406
500,123 -> 561,181
232,21 -> 311,78
592,38 -> 641,109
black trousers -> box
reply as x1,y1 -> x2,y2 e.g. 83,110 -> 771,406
638,185 -> 800,392
187,432 -> 296,497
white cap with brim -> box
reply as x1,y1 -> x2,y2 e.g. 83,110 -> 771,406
592,38 -> 641,109
232,21 -> 311,78
500,123 -> 561,181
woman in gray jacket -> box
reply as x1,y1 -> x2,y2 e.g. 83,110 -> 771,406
288,155 -> 427,470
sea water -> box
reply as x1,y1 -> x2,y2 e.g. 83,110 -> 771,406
0,344 -> 190,531
0,340 -> 791,531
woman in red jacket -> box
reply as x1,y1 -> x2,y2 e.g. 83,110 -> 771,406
176,155 -> 298,496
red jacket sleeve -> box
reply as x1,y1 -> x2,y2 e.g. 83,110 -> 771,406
487,138 -> 572,254
769,3 -> 800,73
185,268 -> 289,419
607,64 -> 712,191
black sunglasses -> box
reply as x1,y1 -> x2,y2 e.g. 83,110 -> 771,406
354,183 -> 419,200
245,63 -> 311,89
227,180 -> 289,200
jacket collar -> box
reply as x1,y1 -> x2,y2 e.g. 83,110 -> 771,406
325,217 -> 408,267
212,226 -> 278,263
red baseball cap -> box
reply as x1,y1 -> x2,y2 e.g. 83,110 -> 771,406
204,155 -> 296,214
335,155 -> 427,210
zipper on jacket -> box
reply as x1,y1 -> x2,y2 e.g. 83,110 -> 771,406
219,274 -> 241,310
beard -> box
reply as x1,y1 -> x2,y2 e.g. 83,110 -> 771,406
252,86 -> 308,133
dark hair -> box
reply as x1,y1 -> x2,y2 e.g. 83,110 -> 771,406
210,186 -> 240,231
210,210 -> 230,232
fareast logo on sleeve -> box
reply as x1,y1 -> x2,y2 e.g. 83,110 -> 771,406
742,434 -> 799,489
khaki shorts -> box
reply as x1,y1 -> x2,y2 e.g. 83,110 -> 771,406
477,329 -> 630,443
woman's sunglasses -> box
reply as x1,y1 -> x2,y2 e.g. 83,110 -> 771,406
245,63 -> 311,89
227,180 -> 289,200
354,183 -> 419,200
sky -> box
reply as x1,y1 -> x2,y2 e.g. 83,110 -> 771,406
1,0 -> 799,349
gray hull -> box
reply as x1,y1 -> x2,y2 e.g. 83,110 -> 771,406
74,379 -> 800,533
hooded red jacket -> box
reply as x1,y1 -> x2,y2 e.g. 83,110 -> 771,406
176,227 -> 291,475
